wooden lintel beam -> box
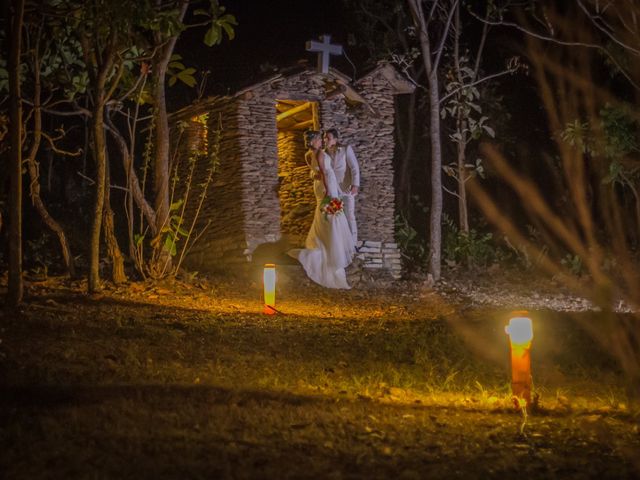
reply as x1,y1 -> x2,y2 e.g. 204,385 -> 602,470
276,102 -> 312,123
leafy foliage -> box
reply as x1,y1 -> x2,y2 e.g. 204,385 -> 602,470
560,253 -> 584,276
442,215 -> 496,268
167,54 -> 197,87
560,119 -> 593,154
161,199 -> 188,257
441,55 -> 495,185
561,104 -> 640,217
197,0 -> 238,47
143,113 -> 221,278
501,225 -> 549,271
394,211 -> 427,270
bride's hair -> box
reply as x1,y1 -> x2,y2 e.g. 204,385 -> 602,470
304,130 -> 322,148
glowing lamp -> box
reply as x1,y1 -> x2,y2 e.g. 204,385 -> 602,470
505,312 -> 533,407
263,264 -> 276,314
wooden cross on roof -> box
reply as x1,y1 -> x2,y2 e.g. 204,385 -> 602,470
305,34 -> 343,74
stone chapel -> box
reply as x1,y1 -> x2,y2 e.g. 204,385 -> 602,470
170,61 -> 414,279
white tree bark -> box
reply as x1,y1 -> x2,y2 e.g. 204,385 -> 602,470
407,0 -> 457,281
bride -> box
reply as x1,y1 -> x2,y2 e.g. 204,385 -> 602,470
289,130 -> 356,289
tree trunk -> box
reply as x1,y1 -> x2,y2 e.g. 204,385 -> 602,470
88,100 -> 107,293
82,26 -> 118,294
407,0 -> 455,282
102,157 -> 126,284
427,72 -> 443,281
453,4 -> 469,235
452,3 -> 488,236
104,117 -> 153,277
27,37 -> 76,278
7,0 -> 25,306
104,116 -> 157,255
456,119 -> 469,234
29,177 -> 77,278
149,0 -> 189,277
151,58 -> 171,276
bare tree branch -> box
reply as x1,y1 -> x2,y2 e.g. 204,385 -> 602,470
576,0 -> 640,56
466,6 -> 640,89
41,132 -> 82,156
439,68 -> 517,105
432,0 -> 458,74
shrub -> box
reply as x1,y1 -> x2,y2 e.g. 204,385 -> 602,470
443,215 -> 496,268
394,212 -> 427,271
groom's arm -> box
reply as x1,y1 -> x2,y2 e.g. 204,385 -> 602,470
346,145 -> 360,194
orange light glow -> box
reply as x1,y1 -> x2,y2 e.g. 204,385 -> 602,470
505,312 -> 533,407
263,264 -> 276,314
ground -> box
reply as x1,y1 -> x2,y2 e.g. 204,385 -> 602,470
1,267 -> 639,479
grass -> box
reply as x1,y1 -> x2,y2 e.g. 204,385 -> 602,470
1,273 -> 639,479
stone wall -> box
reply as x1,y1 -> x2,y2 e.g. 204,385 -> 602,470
243,71 -> 324,256
234,95 -> 281,257
353,69 -> 402,278
171,97 -> 249,271
277,130 -> 315,242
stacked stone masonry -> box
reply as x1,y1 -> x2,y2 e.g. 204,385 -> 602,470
169,63 -> 414,279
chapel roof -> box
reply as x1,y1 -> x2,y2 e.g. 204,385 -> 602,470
170,61 -> 414,122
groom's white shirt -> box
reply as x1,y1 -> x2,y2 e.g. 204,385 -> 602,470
331,145 -> 360,195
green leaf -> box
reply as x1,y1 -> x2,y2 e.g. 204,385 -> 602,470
170,199 -> 184,211
183,76 -> 197,88
134,234 -> 145,246
163,236 -> 178,256
222,23 -> 235,41
204,25 -> 221,46
177,71 -> 197,87
220,13 -> 238,26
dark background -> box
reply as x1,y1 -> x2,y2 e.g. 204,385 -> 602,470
173,0 -> 364,104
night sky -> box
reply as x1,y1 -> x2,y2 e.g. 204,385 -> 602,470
170,0 -> 550,219
171,1 -> 537,141
173,0 -> 362,104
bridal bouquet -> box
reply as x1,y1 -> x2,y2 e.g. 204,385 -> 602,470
320,196 -> 344,218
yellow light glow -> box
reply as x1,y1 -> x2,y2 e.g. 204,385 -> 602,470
505,312 -> 533,408
263,264 -> 276,314
505,316 -> 533,346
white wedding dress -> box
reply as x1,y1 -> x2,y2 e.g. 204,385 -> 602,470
290,151 -> 355,289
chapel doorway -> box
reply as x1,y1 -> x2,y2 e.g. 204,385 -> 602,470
275,100 -> 320,244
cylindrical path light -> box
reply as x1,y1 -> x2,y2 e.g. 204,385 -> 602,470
505,312 -> 533,407
263,264 -> 276,315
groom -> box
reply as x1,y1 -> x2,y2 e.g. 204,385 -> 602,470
324,128 -> 360,245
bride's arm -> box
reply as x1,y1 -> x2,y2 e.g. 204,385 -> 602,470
315,150 -> 329,196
